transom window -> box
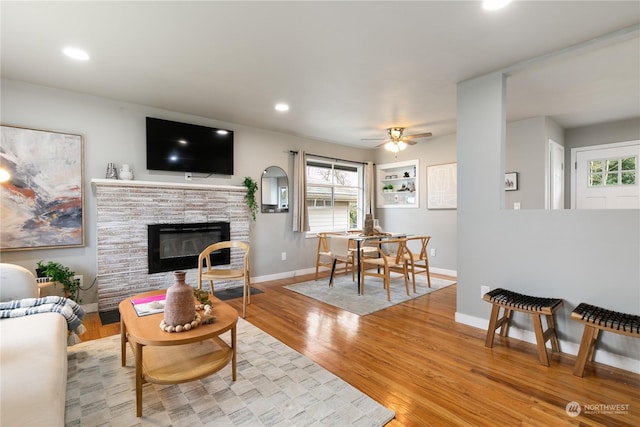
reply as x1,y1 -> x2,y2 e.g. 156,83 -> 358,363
306,158 -> 363,232
588,156 -> 637,187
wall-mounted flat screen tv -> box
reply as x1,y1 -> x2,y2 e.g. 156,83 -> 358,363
146,117 -> 234,175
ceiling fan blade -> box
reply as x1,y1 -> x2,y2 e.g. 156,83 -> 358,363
361,138 -> 386,141
403,139 -> 418,146
375,141 -> 390,148
404,132 -> 432,139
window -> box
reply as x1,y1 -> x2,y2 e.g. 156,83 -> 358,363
588,156 -> 637,187
306,158 -> 363,232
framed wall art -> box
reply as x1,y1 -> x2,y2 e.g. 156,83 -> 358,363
427,162 -> 457,209
0,125 -> 85,251
505,172 -> 519,191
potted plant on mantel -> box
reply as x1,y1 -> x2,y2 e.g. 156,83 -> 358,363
36,260 -> 81,302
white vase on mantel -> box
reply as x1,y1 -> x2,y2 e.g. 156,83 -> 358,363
119,164 -> 134,180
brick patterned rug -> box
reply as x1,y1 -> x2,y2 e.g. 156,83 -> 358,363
66,319 -> 395,426
284,275 -> 456,316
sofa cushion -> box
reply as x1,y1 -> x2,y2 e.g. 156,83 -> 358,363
0,313 -> 67,427
0,263 -> 38,302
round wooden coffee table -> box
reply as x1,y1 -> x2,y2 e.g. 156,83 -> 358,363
119,290 -> 238,417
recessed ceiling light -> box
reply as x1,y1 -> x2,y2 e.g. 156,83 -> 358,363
178,139 -> 187,145
63,46 -> 90,61
482,0 -> 512,11
275,103 -> 290,112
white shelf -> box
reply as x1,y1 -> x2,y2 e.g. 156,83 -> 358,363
377,160 -> 419,208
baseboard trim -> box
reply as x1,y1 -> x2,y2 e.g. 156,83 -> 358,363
429,267 -> 457,277
81,302 -> 98,313
455,312 -> 640,374
251,267 -> 317,284
252,267 -> 456,285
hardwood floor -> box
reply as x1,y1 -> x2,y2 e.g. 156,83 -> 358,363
83,273 -> 639,426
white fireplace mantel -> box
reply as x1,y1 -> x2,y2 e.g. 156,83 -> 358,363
91,178 -> 245,192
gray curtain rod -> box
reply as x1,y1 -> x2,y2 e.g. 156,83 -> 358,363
289,150 -> 368,166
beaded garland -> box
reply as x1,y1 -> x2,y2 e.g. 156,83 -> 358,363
159,304 -> 215,333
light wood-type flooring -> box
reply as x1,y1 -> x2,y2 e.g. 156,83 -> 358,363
83,273 -> 639,426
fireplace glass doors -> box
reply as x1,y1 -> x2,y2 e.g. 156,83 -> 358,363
148,222 -> 230,274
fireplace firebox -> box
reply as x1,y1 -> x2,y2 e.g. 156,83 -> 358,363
148,222 -> 230,274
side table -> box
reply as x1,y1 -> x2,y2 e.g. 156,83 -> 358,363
119,290 -> 238,416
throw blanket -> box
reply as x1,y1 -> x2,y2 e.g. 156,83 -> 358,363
0,296 -> 87,345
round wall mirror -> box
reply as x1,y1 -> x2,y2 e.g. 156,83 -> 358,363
261,166 -> 288,213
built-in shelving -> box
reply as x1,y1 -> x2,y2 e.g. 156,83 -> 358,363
376,159 -> 419,208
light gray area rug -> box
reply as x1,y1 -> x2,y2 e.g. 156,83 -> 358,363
65,319 -> 395,426
284,275 -> 456,316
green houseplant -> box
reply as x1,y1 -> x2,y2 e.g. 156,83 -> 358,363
36,260 -> 81,302
243,176 -> 259,221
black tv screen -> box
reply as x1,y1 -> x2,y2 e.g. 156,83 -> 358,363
146,117 -> 234,175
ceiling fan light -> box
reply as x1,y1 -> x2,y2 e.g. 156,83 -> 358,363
388,128 -> 403,140
397,141 -> 407,150
385,141 -> 399,153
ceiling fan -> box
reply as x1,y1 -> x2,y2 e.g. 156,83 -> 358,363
362,127 -> 432,152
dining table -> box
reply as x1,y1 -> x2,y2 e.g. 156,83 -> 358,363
344,232 -> 409,295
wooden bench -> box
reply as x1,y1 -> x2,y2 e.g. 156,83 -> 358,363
483,288 -> 563,366
571,303 -> 640,377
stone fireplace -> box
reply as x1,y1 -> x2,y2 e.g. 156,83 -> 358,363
93,179 -> 249,311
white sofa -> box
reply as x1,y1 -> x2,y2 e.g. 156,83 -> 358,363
0,263 -> 68,427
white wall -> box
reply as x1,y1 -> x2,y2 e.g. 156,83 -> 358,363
564,117 -> 640,207
2,79 -> 461,302
505,117 -> 546,209
456,73 -> 640,371
0,79 -> 370,303
374,133 -> 458,274
4,77 -> 636,371
506,116 -> 638,211
504,116 -> 566,210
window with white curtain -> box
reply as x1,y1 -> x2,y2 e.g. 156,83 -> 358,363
306,157 -> 363,232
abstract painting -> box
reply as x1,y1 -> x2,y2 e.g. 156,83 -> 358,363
427,162 -> 457,209
0,125 -> 84,251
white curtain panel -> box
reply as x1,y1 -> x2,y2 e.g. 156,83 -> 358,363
364,161 -> 375,219
292,150 -> 309,232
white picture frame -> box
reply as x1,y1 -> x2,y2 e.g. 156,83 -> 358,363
427,163 -> 457,209
505,172 -> 519,191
